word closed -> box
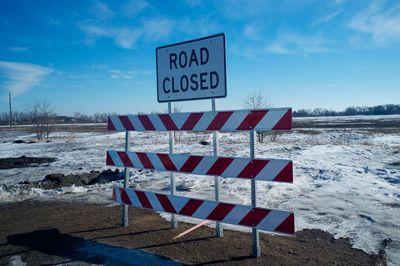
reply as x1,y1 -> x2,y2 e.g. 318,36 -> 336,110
156,34 -> 226,102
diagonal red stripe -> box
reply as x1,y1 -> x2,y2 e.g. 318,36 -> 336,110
135,190 -> 152,209
136,152 -> 154,169
236,110 -> 268,130
239,208 -> 271,227
158,114 -> 178,130
107,117 -> 116,131
106,151 -> 115,166
273,162 -> 293,183
180,155 -> 203,173
156,194 -> 177,213
206,111 -> 233,130
272,109 -> 292,130
117,151 -> 133,167
238,159 -> 269,179
206,158 -> 234,176
157,153 -> 177,171
119,116 -> 135,130
179,199 -> 203,216
119,188 -> 132,205
138,115 -> 156,130
274,213 -> 295,234
206,203 -> 235,221
181,113 -> 204,130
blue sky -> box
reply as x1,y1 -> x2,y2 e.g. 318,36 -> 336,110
0,0 -> 399,115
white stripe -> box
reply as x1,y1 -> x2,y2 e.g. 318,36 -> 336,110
255,109 -> 286,131
222,205 -> 250,225
192,156 -> 217,175
145,191 -> 163,211
256,210 -> 291,232
129,116 -> 145,131
193,112 -> 216,131
147,153 -> 165,171
220,110 -> 249,131
126,152 -> 144,169
171,112 -> 191,129
192,200 -> 217,220
125,188 -> 142,207
221,158 -> 250,178
148,114 -> 166,131
110,116 -> 124,132
114,187 -> 122,204
168,194 -> 190,213
109,150 -> 124,167
255,159 -> 289,181
173,154 -> 190,171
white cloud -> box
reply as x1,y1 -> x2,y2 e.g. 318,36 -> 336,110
123,0 -> 151,17
90,0 -> 114,20
313,10 -> 342,25
8,47 -> 28,52
347,1 -> 400,46
109,69 -> 152,79
79,17 -> 174,49
265,32 -> 333,56
0,61 -> 53,97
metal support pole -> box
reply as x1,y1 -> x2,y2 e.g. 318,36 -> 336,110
212,99 -> 223,237
168,102 -> 177,229
9,93 -> 12,128
250,130 -> 260,257
122,130 -> 130,227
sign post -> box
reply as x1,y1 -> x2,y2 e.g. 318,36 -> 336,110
250,130 -> 260,257
168,102 -> 177,229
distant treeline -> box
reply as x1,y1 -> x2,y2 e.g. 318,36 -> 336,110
1,104 -> 399,125
293,104 -> 400,117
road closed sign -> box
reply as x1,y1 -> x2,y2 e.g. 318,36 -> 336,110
156,34 -> 226,102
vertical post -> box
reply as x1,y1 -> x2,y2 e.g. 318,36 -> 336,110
9,93 -> 12,128
168,102 -> 177,229
122,130 -> 130,227
212,99 -> 223,237
250,130 -> 260,257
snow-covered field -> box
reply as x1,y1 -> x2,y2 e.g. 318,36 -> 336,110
1,115 -> 399,265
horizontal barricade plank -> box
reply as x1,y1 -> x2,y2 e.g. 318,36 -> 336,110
113,187 -> 295,235
107,150 -> 293,183
108,108 -> 292,132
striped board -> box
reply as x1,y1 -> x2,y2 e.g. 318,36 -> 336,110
108,108 -> 292,132
113,187 -> 295,235
107,150 -> 293,183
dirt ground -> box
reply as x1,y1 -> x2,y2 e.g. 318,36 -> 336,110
0,200 -> 385,265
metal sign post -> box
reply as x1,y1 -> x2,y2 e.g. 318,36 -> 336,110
168,102 -> 177,229
122,130 -> 130,227
250,130 -> 260,257
212,99 -> 223,237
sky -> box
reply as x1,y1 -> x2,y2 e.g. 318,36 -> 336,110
0,0 -> 399,115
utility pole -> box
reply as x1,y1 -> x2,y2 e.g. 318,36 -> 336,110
9,93 -> 12,128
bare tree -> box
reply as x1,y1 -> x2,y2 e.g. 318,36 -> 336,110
28,101 -> 55,140
242,91 -> 274,143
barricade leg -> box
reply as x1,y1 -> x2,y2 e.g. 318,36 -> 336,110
122,131 -> 130,227
250,131 -> 260,257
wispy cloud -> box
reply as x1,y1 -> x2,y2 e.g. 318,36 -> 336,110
123,0 -> 151,17
79,17 -> 175,49
90,0 -> 114,20
313,10 -> 342,25
8,46 -> 28,52
347,1 -> 400,46
0,61 -> 53,97
265,32 -> 333,56
109,69 -> 153,79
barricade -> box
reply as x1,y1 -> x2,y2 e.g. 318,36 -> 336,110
106,107 -> 294,257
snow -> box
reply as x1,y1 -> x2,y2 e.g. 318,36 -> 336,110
1,116 -> 399,265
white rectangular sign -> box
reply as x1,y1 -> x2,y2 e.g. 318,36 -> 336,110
156,34 -> 226,102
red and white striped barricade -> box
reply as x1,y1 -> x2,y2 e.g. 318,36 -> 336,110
107,108 -> 292,132
106,107 -> 294,255
113,187 -> 294,235
106,151 -> 293,183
